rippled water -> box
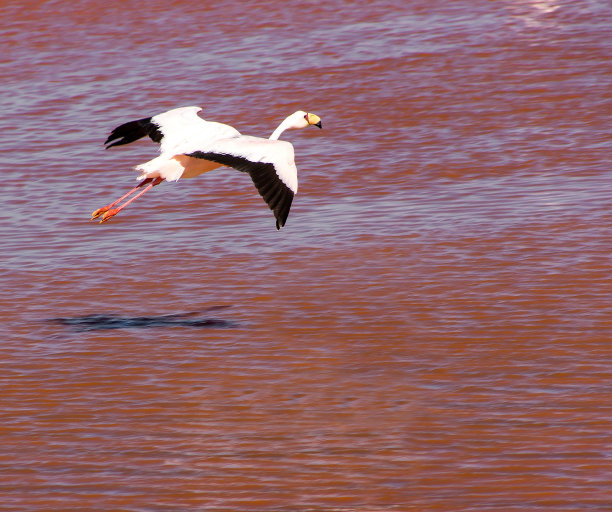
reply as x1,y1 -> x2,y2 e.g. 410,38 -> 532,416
1,0 -> 611,510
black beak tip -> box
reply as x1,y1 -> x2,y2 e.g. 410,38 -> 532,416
315,121 -> 322,129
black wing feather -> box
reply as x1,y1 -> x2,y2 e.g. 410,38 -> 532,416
104,117 -> 163,149
187,151 -> 294,229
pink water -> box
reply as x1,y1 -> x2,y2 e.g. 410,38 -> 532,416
1,0 -> 611,510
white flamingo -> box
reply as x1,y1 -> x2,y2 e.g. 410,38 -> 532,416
91,106 -> 322,229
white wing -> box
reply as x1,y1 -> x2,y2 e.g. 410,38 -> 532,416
185,136 -> 298,229
104,106 -> 240,153
151,106 -> 241,154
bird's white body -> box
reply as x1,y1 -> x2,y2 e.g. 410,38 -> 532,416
95,106 -> 322,229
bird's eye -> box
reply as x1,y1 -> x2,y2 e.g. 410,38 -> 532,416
304,113 -> 309,122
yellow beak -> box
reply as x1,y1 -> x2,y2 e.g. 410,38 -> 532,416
307,113 -> 322,128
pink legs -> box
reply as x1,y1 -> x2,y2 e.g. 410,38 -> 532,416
91,177 -> 163,223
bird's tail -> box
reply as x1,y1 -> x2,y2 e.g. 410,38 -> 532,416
135,155 -> 184,182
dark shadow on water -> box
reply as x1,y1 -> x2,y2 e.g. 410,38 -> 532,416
49,307 -> 237,332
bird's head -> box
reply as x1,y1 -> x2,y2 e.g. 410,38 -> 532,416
270,111 -> 323,140
291,111 -> 323,130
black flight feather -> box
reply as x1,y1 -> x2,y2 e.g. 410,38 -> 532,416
104,117 -> 163,149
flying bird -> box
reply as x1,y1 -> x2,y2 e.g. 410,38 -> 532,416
91,106 -> 322,229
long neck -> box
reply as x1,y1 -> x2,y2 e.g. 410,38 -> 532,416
269,117 -> 292,140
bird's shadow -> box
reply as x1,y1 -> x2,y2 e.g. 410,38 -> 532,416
48,307 -> 236,332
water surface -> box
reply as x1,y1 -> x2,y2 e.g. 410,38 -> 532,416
1,0 -> 610,510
